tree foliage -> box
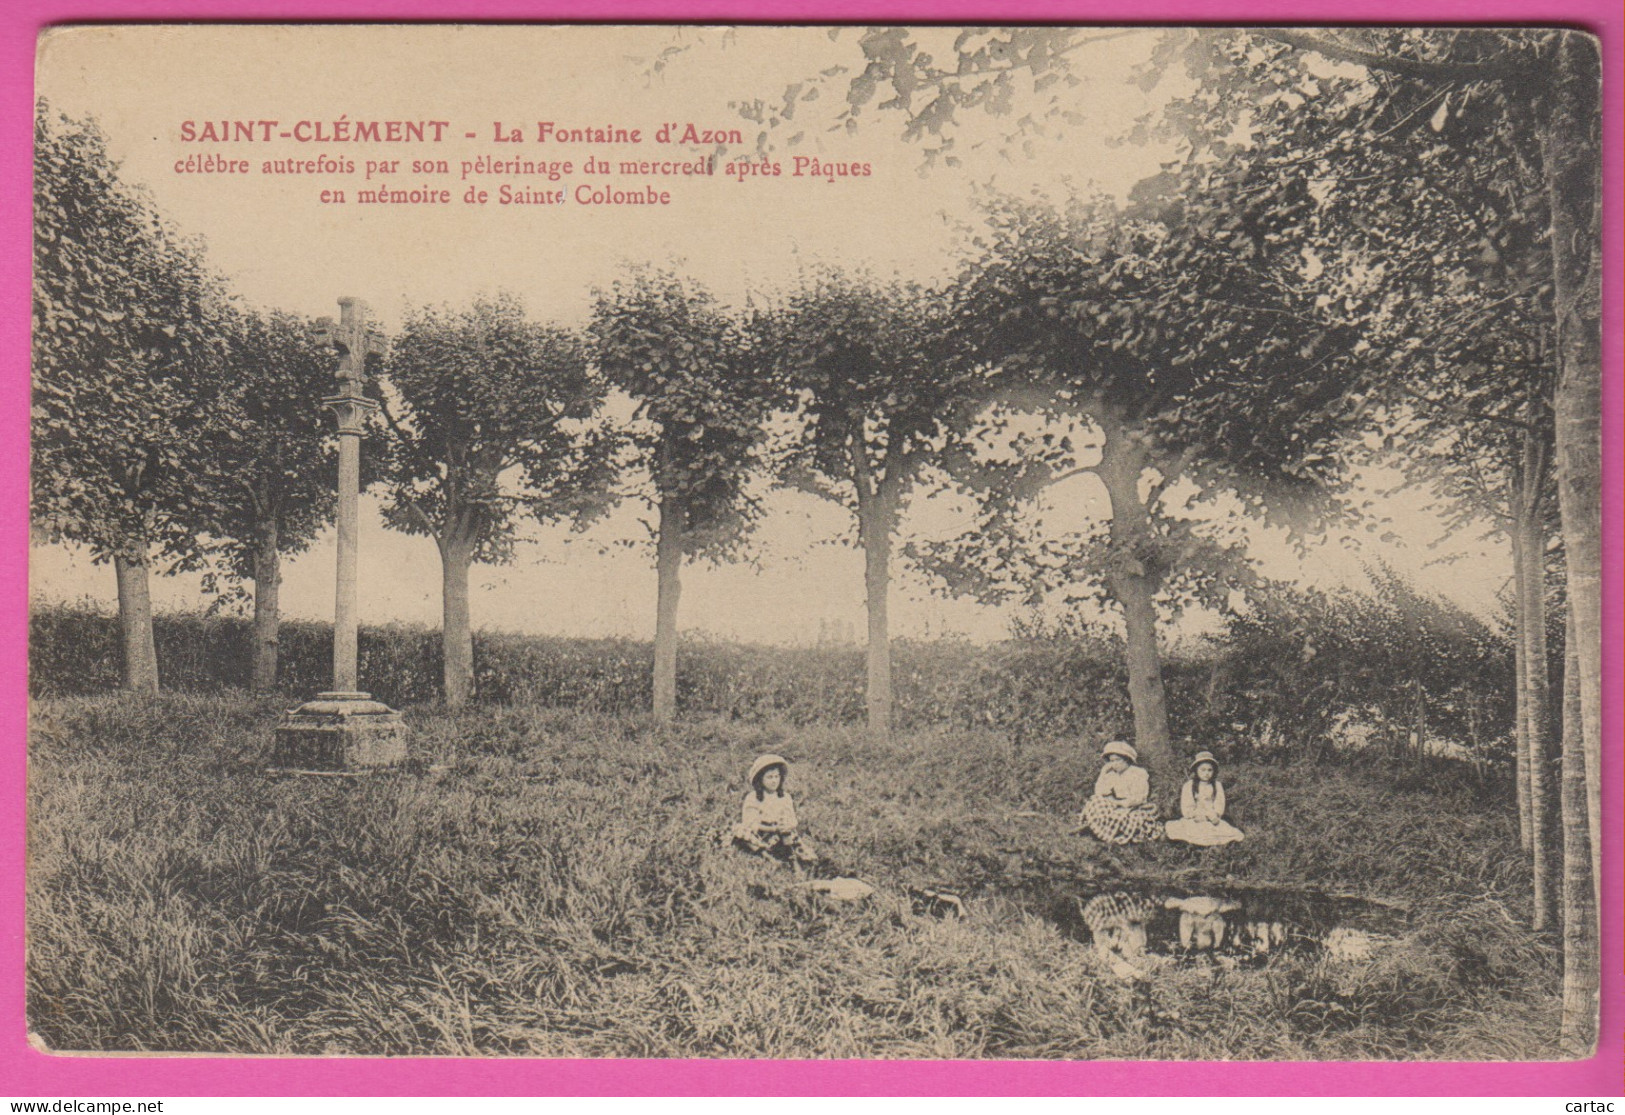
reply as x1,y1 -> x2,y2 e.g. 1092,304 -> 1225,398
759,269 -> 982,509
378,293 -> 618,562
590,269 -> 774,559
950,183 -> 1362,510
192,308 -> 337,584
732,27 -> 1112,167
32,101 -> 226,568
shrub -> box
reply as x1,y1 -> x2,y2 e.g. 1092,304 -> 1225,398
26,604 -> 1142,738
27,590 -> 1512,766
1200,573 -> 1516,764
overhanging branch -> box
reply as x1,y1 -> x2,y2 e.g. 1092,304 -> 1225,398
1254,29 -> 1535,84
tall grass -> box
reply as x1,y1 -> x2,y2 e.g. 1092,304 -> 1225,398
28,694 -> 1558,1058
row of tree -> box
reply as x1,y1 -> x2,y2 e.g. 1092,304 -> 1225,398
32,103 -> 1344,778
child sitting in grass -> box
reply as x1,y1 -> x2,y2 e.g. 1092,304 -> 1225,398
731,753 -> 817,865
1081,740 -> 1163,844
1164,751 -> 1245,846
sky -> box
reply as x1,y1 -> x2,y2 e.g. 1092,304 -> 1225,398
29,24 -> 1512,645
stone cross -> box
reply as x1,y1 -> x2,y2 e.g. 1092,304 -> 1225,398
272,296 -> 406,772
316,298 -> 385,693
315,297 -> 387,431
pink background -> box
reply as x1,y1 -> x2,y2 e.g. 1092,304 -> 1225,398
2,0 -> 1619,1096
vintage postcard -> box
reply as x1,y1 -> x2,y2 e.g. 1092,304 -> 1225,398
16,13 -> 1619,1093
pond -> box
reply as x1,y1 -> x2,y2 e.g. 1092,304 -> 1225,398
888,866 -> 1410,977
1023,880 -> 1410,976
752,854 -> 1409,982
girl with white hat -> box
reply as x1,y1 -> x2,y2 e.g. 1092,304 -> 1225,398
731,753 -> 817,865
1164,751 -> 1245,846
1080,741 -> 1163,844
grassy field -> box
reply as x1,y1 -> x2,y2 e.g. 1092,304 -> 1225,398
27,693 -> 1561,1059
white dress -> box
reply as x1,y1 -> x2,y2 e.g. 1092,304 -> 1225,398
1164,780 -> 1244,846
731,790 -> 815,860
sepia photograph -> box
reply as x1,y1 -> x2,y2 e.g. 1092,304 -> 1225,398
22,19 -> 1612,1072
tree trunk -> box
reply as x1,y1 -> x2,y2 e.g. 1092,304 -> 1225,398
440,533 -> 475,709
1466,692 -> 1485,785
858,498 -> 894,742
1096,422 -> 1175,788
1509,505 -> 1532,851
1542,29 -> 1603,918
653,495 -> 686,724
1115,571 -> 1174,779
113,550 -> 159,694
250,520 -> 281,695
1515,444 -> 1559,933
1559,605 -> 1598,1056
1410,681 -> 1427,766
851,437 -> 897,743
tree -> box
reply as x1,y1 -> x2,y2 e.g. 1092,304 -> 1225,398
1397,402 -> 1561,927
191,308 -> 337,693
590,270 -> 775,722
377,294 -> 618,709
1539,42 -> 1603,1053
931,190 -> 1358,786
1312,87 -> 1566,925
32,102 -> 225,693
753,271 -> 983,740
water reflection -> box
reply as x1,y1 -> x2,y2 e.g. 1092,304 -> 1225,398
1076,892 -> 1160,979
1051,885 -> 1400,974
1167,895 -> 1237,951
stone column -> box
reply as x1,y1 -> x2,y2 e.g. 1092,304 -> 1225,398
272,297 -> 406,771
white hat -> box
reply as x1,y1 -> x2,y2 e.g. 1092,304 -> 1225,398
1102,741 -> 1137,762
748,753 -> 790,786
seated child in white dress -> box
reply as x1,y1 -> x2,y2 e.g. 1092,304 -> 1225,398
1164,751 -> 1245,846
731,753 -> 816,864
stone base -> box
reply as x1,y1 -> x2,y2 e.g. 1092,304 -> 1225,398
272,691 -> 407,770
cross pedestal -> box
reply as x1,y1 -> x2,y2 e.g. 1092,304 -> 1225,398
272,690 -> 407,769
272,297 -> 407,771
